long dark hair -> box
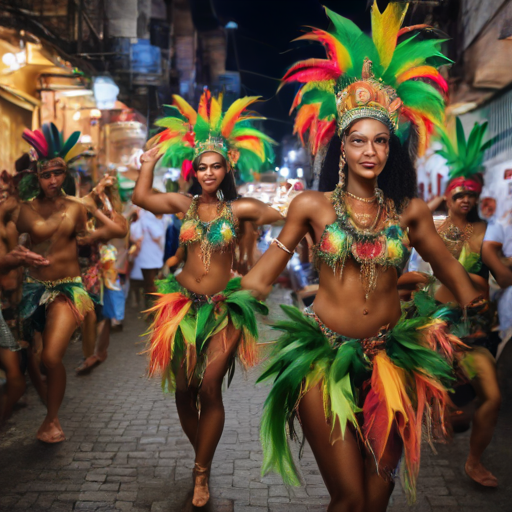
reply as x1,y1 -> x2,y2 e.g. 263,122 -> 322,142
319,133 -> 417,212
192,153 -> 238,201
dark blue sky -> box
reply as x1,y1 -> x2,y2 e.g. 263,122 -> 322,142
190,0 -> 378,141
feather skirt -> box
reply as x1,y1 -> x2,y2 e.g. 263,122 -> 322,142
145,274 -> 268,391
20,276 -> 94,335
258,300 -> 467,503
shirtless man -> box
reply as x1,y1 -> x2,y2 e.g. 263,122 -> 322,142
0,170 -> 49,421
12,134 -> 95,442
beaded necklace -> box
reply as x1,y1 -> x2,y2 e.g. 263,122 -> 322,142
437,217 -> 473,260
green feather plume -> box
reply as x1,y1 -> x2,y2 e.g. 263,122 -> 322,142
437,118 -> 497,179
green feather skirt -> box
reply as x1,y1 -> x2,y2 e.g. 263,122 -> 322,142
258,300 -> 466,502
146,274 -> 268,392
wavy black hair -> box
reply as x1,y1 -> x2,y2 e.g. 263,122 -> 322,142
192,153 -> 238,201
319,133 -> 418,212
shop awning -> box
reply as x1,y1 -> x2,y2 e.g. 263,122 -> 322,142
0,84 -> 40,111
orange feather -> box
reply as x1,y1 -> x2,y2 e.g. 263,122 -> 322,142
294,29 -> 351,73
198,89 -> 212,122
145,293 -> 192,377
172,95 -> 197,125
396,66 -> 448,93
221,96 -> 260,138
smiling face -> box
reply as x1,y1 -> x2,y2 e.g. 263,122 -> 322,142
447,191 -> 478,217
195,152 -> 229,195
342,118 -> 390,182
38,168 -> 67,198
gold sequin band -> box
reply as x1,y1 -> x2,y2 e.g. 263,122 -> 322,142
338,106 -> 396,136
271,238 -> 293,255
26,276 -> 83,287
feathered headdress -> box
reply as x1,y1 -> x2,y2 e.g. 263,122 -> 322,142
148,89 -> 276,182
17,122 -> 82,200
282,1 -> 451,156
438,118 -> 495,197
22,122 -> 83,172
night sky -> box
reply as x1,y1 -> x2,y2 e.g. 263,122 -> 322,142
190,0 -> 381,142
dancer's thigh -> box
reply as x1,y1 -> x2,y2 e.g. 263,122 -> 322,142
298,382 -> 365,504
0,347 -> 22,376
471,347 -> 501,404
42,298 -> 79,367
200,323 -> 241,392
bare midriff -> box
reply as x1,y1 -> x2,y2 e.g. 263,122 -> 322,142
175,243 -> 234,296
312,259 -> 402,339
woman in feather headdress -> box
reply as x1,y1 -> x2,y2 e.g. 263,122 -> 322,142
132,89 -> 282,507
241,3 -> 484,510
403,119 -> 500,487
14,123 -> 119,443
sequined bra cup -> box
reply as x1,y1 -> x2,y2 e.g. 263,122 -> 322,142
313,187 -> 410,297
179,195 -> 239,274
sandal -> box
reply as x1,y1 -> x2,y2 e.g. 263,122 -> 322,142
192,463 -> 210,507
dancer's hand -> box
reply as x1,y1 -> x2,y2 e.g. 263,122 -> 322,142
7,246 -> 50,268
92,175 -> 116,198
77,231 -> 99,246
140,146 -> 162,165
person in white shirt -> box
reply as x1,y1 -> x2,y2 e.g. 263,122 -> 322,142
136,209 -> 165,307
482,214 -> 512,354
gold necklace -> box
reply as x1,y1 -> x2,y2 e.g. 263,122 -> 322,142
345,190 -> 377,203
345,195 -> 382,232
438,217 -> 473,258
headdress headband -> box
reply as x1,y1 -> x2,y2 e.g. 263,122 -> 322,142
18,122 -> 83,200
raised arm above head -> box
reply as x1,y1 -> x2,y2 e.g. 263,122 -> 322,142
132,147 -> 192,215
241,192 -> 315,299
404,198 -> 480,306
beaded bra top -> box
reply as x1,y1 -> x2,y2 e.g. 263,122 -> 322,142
179,196 -> 239,274
313,186 -> 410,298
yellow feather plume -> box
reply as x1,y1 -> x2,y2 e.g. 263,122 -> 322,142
371,1 -> 408,70
221,96 -> 261,138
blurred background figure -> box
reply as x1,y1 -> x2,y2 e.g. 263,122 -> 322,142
134,207 -> 165,309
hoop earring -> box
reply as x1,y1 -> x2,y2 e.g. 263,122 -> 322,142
216,188 -> 224,201
338,150 -> 346,188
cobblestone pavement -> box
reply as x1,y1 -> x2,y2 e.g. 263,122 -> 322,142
0,288 -> 511,512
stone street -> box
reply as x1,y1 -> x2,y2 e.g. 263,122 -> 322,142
1,289 -> 511,512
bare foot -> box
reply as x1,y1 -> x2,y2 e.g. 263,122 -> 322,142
192,464 -> 210,507
37,420 -> 65,444
75,355 -> 101,374
465,460 -> 498,487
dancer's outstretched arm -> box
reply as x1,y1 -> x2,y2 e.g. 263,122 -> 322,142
241,192 -> 317,299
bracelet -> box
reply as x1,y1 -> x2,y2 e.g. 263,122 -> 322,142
271,238 -> 293,255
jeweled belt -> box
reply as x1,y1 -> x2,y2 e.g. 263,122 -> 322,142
304,306 -> 387,356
